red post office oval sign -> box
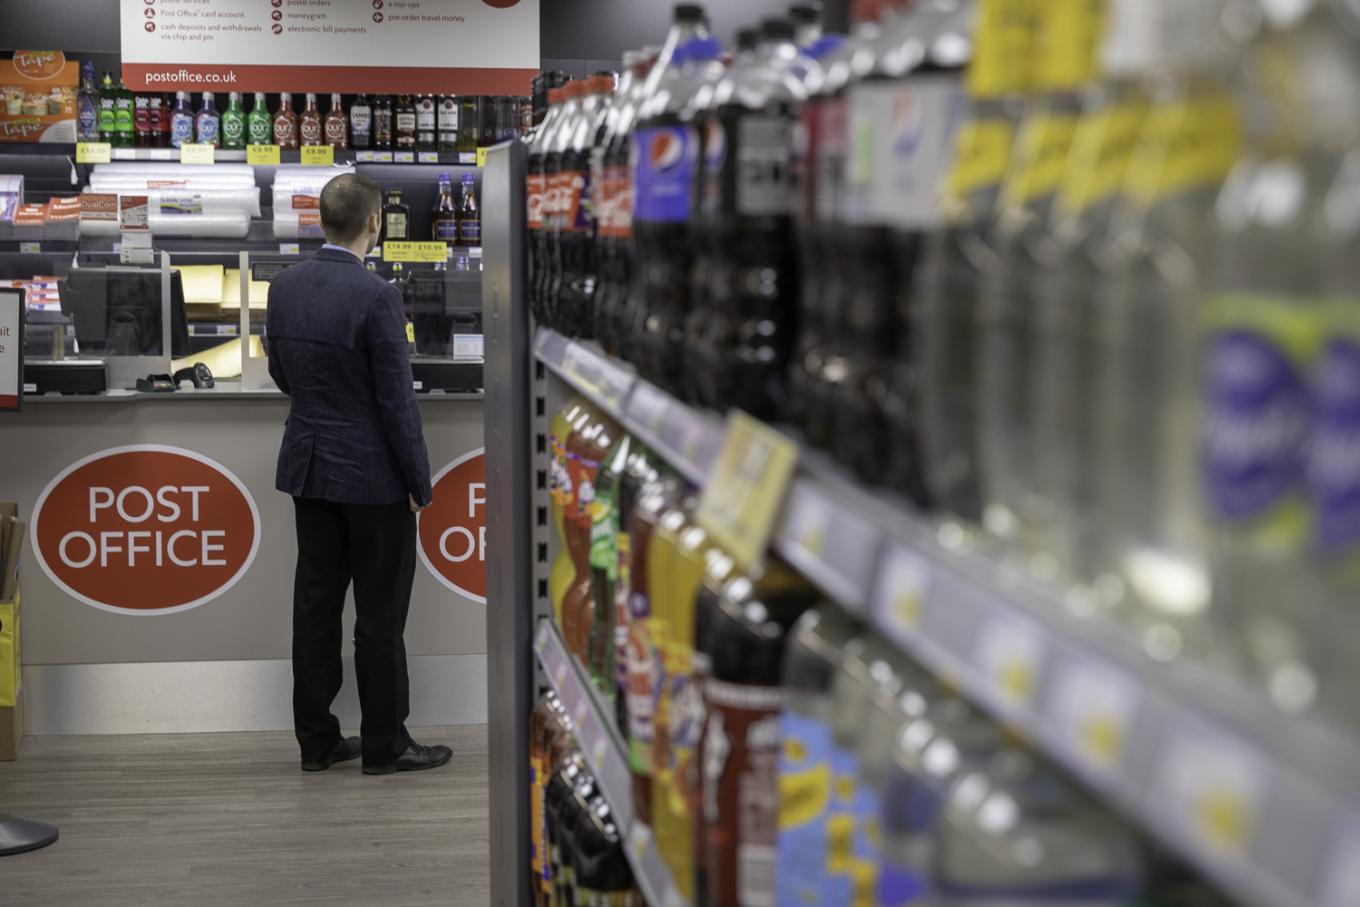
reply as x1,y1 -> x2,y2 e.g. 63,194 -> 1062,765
31,445 -> 261,616
418,448 -> 486,604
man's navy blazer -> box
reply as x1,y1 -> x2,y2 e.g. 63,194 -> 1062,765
265,247 -> 433,507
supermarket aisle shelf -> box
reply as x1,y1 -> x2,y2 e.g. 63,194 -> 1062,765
534,620 -> 692,907
534,327 -> 1360,907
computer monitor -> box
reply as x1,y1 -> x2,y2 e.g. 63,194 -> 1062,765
60,268 -> 190,359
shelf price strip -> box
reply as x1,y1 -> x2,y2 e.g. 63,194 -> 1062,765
869,541 -> 934,642
1154,725 -> 1266,860
695,411 -> 799,571
973,615 -> 1045,715
1048,657 -> 1140,777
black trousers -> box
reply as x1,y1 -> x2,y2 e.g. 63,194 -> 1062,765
292,497 -> 415,767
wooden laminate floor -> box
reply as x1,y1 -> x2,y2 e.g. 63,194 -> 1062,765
0,725 -> 490,906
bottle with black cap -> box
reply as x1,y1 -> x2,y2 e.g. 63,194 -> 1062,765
683,16 -> 812,417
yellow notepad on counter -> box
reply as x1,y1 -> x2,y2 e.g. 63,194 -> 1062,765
220,269 -> 270,310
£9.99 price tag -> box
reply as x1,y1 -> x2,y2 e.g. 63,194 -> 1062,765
1155,725 -> 1265,859
1049,657 -> 1139,774
974,616 -> 1044,712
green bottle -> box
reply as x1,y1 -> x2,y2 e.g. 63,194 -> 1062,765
221,91 -> 246,149
97,72 -> 116,144
113,76 -> 134,147
246,92 -> 272,146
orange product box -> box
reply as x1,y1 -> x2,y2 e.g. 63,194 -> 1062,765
0,51 -> 77,144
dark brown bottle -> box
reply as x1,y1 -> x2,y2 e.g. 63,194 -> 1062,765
299,92 -> 323,146
432,172 -> 458,244
394,94 -> 417,151
323,92 -> 348,149
415,94 -> 437,151
273,93 -> 299,149
372,95 -> 393,149
382,189 -> 410,243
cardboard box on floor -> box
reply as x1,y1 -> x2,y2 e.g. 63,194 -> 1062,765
0,501 -> 23,760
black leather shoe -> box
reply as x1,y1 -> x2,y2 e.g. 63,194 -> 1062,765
363,741 -> 453,775
301,736 -> 362,772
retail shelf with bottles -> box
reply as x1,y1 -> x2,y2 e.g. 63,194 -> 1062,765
534,618 -> 692,907
0,142 -> 491,166
533,326 -> 1360,907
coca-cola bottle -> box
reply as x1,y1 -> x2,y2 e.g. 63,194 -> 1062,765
543,80 -> 587,332
527,78 -> 570,327
556,74 -> 614,339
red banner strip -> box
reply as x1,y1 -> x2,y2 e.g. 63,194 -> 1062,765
0,394 -> 18,410
122,64 -> 538,96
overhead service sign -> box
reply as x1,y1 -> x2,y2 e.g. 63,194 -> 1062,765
120,0 -> 539,95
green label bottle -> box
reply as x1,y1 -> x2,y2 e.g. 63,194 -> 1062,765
113,77 -> 134,147
221,91 -> 246,149
97,73 -> 116,144
246,93 -> 273,146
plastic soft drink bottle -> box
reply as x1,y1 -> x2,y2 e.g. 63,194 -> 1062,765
221,92 -> 246,150
274,93 -> 300,149
612,448 -> 660,734
835,0 -> 967,496
977,0 -> 1103,554
788,0 -> 881,444
549,399 -> 591,624
194,92 -> 221,147
563,408 -> 621,661
910,0 -> 1033,525
169,91 -> 195,149
544,80 -> 587,332
528,84 -> 570,327
596,50 -> 654,349
113,77 -> 134,148
247,93 -> 272,146
631,36 -> 725,393
1203,0 -> 1360,716
686,20 -> 812,418
587,434 -> 631,698
557,74 -> 614,339
1091,3 -> 1241,663
1027,0 -> 1153,583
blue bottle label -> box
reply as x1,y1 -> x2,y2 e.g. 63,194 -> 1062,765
633,125 -> 696,224
1312,333 -> 1360,554
196,115 -> 219,144
776,710 -> 833,907
1202,297 -> 1320,532
171,114 -> 194,148
77,101 -> 98,141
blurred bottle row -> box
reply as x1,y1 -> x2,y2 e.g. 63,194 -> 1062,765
523,0 -> 1360,734
537,393 -> 1239,907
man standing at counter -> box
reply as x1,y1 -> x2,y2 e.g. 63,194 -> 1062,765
265,173 -> 452,776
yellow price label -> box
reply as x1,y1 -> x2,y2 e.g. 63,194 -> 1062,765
893,590 -> 923,629
1195,789 -> 1254,855
1078,715 -> 1125,767
695,411 -> 799,570
476,146 -> 490,168
300,145 -> 335,166
179,143 -> 216,164
75,142 -> 111,164
383,241 -> 449,263
405,322 -> 415,344
247,143 -> 281,165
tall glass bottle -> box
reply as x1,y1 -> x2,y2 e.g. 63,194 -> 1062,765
169,90 -> 194,149
97,72 -> 117,144
194,92 -> 220,147
247,93 -> 273,146
76,61 -> 99,142
274,93 -> 299,149
350,93 -> 372,149
150,93 -> 169,148
457,95 -> 480,156
415,94 -> 437,151
457,173 -> 481,247
299,93 -> 323,146
113,76 -> 135,148
323,93 -> 348,149
977,0 -> 1103,554
221,91 -> 246,150
432,172 -> 458,244
133,92 -> 152,148
1092,1 -> 1242,663
910,0 -> 1032,525
437,95 -> 459,152
1203,0 -> 1360,715
382,188 -> 410,243
373,95 -> 394,149
528,86 -> 571,326
394,95 -> 417,150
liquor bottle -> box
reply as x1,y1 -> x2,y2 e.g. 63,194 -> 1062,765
432,172 -> 459,243
76,61 -> 99,142
247,93 -> 272,146
324,93 -> 348,149
169,91 -> 194,149
382,188 -> 410,243
373,95 -> 393,149
97,72 -> 116,144
415,94 -> 437,151
478,95 -> 498,148
221,91 -> 246,150
394,95 -> 417,150
274,93 -> 299,149
437,95 -> 459,153
113,76 -> 134,148
149,94 -> 168,148
350,93 -> 372,149
133,93 -> 151,147
194,92 -> 220,147
299,93 -> 323,146
457,95 -> 479,157
457,173 -> 480,246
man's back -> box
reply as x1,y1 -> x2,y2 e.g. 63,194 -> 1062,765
266,247 -> 431,506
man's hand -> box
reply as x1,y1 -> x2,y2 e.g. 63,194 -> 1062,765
409,494 -> 428,514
